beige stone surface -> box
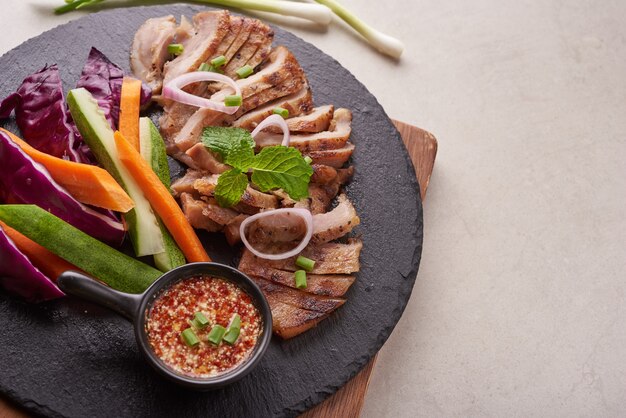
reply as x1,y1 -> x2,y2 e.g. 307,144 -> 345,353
2,1 -> 626,417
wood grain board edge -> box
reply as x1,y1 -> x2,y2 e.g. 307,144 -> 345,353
300,120 -> 438,418
0,120 -> 438,418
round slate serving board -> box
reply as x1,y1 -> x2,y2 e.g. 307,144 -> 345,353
0,5 -> 423,417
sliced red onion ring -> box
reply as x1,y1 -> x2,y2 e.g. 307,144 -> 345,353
251,114 -> 291,147
162,72 -> 242,115
240,208 -> 313,260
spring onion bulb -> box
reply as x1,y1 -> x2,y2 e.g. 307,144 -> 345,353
240,208 -> 314,260
251,114 -> 291,147
314,0 -> 404,59
162,71 -> 241,115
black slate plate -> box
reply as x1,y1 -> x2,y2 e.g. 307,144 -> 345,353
0,5 -> 423,417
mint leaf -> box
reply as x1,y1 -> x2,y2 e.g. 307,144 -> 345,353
214,169 -> 249,207
250,146 -> 313,200
201,126 -> 255,170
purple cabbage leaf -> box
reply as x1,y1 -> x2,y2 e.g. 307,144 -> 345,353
77,47 -> 151,130
0,130 -> 125,246
0,226 -> 64,303
0,64 -> 92,163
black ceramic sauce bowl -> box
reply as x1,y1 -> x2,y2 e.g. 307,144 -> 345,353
57,263 -> 273,390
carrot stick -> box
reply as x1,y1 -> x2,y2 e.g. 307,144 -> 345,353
114,131 -> 210,263
0,129 -> 134,213
119,77 -> 142,151
0,221 -> 80,282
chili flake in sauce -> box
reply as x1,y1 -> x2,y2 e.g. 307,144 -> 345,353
146,275 -> 262,378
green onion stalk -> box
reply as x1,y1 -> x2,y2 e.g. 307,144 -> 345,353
56,0 -> 333,25
313,0 -> 404,59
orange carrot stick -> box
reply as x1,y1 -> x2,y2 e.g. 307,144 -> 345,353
119,77 -> 142,151
114,131 -> 210,263
0,221 -> 80,282
0,129 -> 134,213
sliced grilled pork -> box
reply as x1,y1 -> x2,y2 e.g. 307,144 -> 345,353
130,15 -> 177,93
236,187 -> 279,213
185,143 -> 230,174
162,10 -> 231,86
239,250 -> 355,297
199,198 -> 239,225
305,142 -> 354,168
254,108 -> 352,152
244,210 -> 307,245
265,105 -> 334,134
256,239 -> 362,274
170,46 -> 305,153
310,164 -> 338,185
175,15 -> 195,46
232,86 -> 313,130
222,17 -> 254,66
253,277 -> 345,313
179,193 -> 221,232
192,174 -> 219,196
211,16 -> 244,63
224,214 -> 248,245
311,194 -> 360,244
223,19 -> 273,77
171,169 -> 206,197
267,300 -> 328,339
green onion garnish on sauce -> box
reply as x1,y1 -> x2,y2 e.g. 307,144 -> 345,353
224,314 -> 242,345
191,312 -> 209,329
210,55 -> 227,68
208,325 -> 227,345
295,270 -> 307,289
224,95 -> 242,107
296,256 -> 315,272
181,328 -> 200,347
167,43 -> 184,56
236,64 -> 254,79
272,107 -> 289,119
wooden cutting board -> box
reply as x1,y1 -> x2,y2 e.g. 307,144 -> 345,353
0,120 -> 437,418
301,120 -> 438,417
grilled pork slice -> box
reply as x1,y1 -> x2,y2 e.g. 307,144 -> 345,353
265,105 -> 334,134
171,169 -> 205,197
175,15 -> 195,46
162,11 -> 231,86
130,15 -> 177,93
254,108 -> 352,152
232,86 -> 313,131
185,143 -> 230,174
199,198 -> 239,225
211,16 -> 244,64
190,174 -> 278,213
253,277 -> 345,313
223,19 -> 273,77
179,193 -> 221,232
310,164 -> 338,185
266,300 -> 328,339
170,46 -> 305,153
239,250 -> 355,297
192,174 -> 219,196
261,239 -> 362,274
311,194 -> 360,244
305,142 -> 354,168
222,17 -> 254,67
224,214 -> 247,245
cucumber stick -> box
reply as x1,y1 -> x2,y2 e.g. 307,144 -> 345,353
0,205 -> 161,293
139,117 -> 186,272
67,88 -> 164,257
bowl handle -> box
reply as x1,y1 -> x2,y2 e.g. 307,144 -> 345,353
57,271 -> 143,321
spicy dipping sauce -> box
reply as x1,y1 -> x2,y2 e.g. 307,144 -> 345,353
146,275 -> 263,379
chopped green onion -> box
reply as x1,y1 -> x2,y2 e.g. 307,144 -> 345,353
236,65 -> 254,79
207,325 -> 227,345
224,95 -> 242,107
210,55 -> 227,68
296,255 -> 316,272
295,270 -> 307,289
181,328 -> 200,347
167,43 -> 184,56
272,107 -> 289,119
191,312 -> 209,329
198,62 -> 211,72
223,313 -> 242,345
304,156 -> 313,165
223,327 -> 241,345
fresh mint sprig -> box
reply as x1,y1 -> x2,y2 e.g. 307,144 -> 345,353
202,127 -> 313,207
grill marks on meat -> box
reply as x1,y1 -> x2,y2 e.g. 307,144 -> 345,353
254,108 -> 352,152
179,193 -> 221,232
184,143 -> 230,174
162,11 -> 231,87
130,15 -> 177,93
305,142 -> 355,168
311,194 -> 360,244
223,19 -> 273,77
